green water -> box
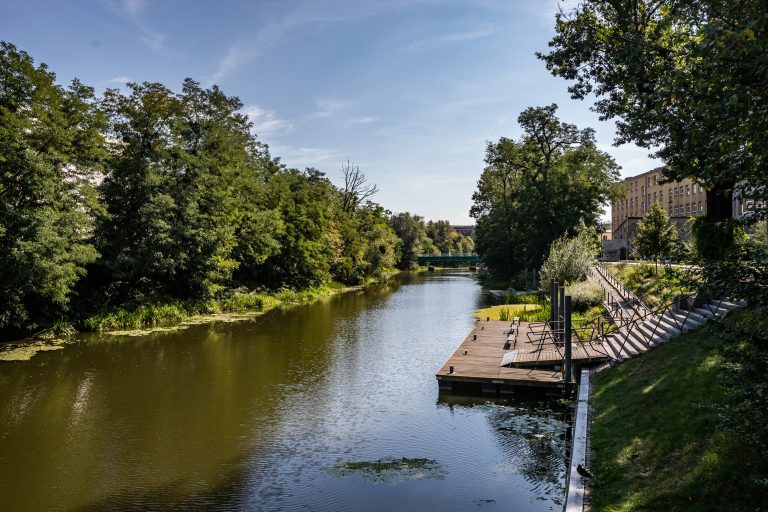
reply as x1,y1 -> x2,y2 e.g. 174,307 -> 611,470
0,271 -> 570,511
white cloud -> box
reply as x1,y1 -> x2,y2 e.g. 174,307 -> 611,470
120,0 -> 146,15
404,24 -> 497,51
243,106 -> 294,137
104,75 -> 131,85
311,98 -> 352,118
208,43 -> 252,86
100,0 -> 165,52
272,145 -> 346,169
346,116 -> 379,126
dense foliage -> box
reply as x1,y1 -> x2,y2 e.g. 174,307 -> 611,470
540,0 -> 768,224
633,203 -> 678,270
539,222 -> 602,286
470,104 -> 620,279
0,42 -> 104,333
0,42 -> 423,338
425,220 -> 474,254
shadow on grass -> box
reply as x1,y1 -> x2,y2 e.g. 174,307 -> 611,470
590,310 -> 766,512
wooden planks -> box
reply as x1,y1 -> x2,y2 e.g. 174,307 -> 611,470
436,320 -> 563,387
436,319 -> 610,389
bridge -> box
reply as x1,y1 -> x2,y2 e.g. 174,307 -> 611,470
417,253 -> 481,265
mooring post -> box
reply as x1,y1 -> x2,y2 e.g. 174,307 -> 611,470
564,295 -> 573,383
559,286 -> 566,343
550,280 -> 557,324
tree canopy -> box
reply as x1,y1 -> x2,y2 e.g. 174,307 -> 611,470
0,42 -> 104,333
0,41 -> 447,339
470,104 -> 620,278
633,203 -> 679,271
539,0 -> 768,221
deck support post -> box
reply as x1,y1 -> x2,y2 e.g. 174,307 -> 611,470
551,280 -> 558,324
564,295 -> 573,383
559,286 -> 566,343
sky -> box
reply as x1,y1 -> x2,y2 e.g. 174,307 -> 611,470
1,0 -> 655,224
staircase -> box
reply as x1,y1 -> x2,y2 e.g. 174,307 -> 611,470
585,263 -> 745,364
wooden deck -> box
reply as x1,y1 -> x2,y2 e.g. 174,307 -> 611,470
435,319 -> 610,392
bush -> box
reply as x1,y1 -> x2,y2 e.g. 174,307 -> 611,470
502,291 -> 542,304
539,225 -> 600,287
566,280 -> 603,312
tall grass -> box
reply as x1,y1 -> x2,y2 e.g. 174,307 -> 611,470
82,283 -> 346,332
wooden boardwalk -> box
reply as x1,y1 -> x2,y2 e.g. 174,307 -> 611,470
436,319 -> 610,392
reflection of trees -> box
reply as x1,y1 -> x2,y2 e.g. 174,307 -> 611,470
437,397 -> 572,504
485,401 -> 572,503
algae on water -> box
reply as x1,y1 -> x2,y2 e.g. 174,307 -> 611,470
329,457 -> 446,484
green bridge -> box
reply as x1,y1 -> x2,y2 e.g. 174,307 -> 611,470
417,253 -> 481,265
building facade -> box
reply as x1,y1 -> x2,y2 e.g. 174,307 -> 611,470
606,168 -> 708,260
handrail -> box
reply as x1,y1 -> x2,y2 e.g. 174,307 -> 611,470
593,262 -> 652,315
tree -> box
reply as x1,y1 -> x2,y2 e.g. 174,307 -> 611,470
340,159 -> 378,214
539,0 -> 768,225
389,212 -> 433,270
470,104 -> 620,279
539,222 -> 602,286
0,42 -> 104,333
633,203 -> 678,273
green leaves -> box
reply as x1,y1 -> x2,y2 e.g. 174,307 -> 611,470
471,104 -> 619,279
633,203 -> 678,267
0,42 -> 104,333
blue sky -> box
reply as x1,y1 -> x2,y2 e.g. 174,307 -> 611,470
1,0 -> 654,224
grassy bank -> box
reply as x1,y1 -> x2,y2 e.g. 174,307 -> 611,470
81,281 -> 362,332
590,307 -> 767,511
605,262 -> 697,308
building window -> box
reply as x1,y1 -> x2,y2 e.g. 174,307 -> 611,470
686,184 -> 690,195
675,187 -> 679,196
686,204 -> 690,214
699,202 -> 703,212
668,206 -> 672,215
653,192 -> 657,203
660,191 -> 663,202
675,206 -> 679,215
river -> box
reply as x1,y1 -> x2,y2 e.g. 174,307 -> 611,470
0,271 -> 570,511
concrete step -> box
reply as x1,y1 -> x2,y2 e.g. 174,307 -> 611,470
613,332 -> 640,357
718,300 -> 741,311
606,336 -> 633,361
707,303 -> 731,318
663,311 -> 696,333
694,307 -> 716,320
602,336 -> 624,361
624,329 -> 650,352
637,321 -> 669,344
669,310 -> 705,330
685,309 -> 709,325
656,313 -> 683,336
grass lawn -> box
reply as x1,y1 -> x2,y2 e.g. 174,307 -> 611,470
590,308 -> 766,511
474,303 -> 542,321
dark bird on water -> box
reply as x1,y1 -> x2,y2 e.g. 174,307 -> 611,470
576,464 -> 593,479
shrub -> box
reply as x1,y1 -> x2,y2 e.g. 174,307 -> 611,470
539,225 -> 600,287
566,280 -> 603,312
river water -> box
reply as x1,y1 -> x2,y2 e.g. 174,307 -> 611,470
0,271 -> 570,512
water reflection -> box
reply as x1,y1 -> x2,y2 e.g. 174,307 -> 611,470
0,272 -> 569,511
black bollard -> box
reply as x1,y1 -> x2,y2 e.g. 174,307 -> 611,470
564,295 -> 573,383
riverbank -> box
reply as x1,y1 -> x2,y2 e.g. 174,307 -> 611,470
589,306 -> 767,511
0,271 -> 401,361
